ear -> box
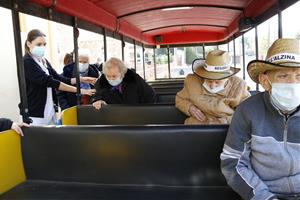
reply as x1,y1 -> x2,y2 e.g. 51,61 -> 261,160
258,73 -> 271,91
26,40 -> 32,49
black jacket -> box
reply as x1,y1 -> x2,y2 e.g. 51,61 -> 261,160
57,63 -> 99,110
92,69 -> 156,104
0,118 -> 13,132
21,54 -> 71,117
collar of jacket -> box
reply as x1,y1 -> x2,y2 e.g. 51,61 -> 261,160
262,91 -> 300,118
99,69 -> 136,87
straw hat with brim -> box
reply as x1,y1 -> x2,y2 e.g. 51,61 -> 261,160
192,50 -> 240,80
247,38 -> 300,83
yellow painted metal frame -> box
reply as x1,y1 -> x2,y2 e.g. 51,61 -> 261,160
61,106 -> 78,125
0,130 -> 26,195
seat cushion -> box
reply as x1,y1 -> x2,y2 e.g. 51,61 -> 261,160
1,180 -> 241,200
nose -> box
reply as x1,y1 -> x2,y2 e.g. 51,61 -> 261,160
287,76 -> 298,83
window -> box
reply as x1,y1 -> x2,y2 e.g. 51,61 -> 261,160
135,45 -> 144,78
144,48 -> 155,81
243,29 -> 257,90
106,36 -> 122,60
124,42 -> 135,69
282,1 -> 300,45
169,46 -> 203,78
19,13 -> 74,73
234,36 -> 244,79
78,28 -> 104,65
218,44 -> 228,51
155,48 -> 169,79
0,7 -> 20,121
257,15 -> 278,60
228,40 -> 234,67
204,45 -> 217,57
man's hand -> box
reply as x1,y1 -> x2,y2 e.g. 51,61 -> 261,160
11,122 -> 29,137
92,100 -> 107,110
189,105 -> 206,121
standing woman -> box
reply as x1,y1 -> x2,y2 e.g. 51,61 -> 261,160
22,29 -> 96,125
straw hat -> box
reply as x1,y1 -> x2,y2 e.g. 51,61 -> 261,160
192,50 -> 240,80
247,38 -> 300,83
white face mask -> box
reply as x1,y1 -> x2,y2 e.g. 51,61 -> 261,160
203,81 -> 225,94
270,83 -> 300,112
31,46 -> 46,58
107,78 -> 122,86
79,63 -> 89,73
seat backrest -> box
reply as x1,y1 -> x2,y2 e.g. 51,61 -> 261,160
22,125 -> 229,186
77,105 -> 186,125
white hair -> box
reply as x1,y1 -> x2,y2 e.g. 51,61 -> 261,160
78,49 -> 91,59
103,57 -> 128,77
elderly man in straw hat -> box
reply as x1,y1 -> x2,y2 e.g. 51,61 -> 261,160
221,38 -> 300,200
176,50 -> 250,125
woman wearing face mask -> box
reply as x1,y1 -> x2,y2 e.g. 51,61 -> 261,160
221,39 -> 300,200
176,50 -> 250,125
57,49 -> 100,111
92,57 -> 156,110
22,29 -> 96,125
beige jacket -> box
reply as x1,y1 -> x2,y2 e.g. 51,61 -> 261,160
176,74 -> 250,125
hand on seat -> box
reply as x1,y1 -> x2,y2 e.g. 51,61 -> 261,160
11,122 -> 29,137
189,105 -> 206,122
92,100 -> 107,110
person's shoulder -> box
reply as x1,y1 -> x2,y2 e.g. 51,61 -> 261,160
184,73 -> 202,84
229,76 -> 247,85
124,69 -> 140,83
23,53 -> 34,63
237,91 -> 265,112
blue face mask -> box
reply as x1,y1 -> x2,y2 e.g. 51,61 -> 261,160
31,46 -> 46,58
107,78 -> 122,86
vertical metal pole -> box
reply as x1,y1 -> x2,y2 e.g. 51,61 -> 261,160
103,28 -> 107,61
153,48 -> 157,80
11,1 -> 30,123
242,35 -> 246,80
133,40 -> 137,70
73,17 -> 81,105
255,26 -> 259,91
202,43 -> 205,58
142,44 -> 146,79
233,38 -> 236,67
167,45 -> 171,78
278,9 -> 283,38
121,36 -> 125,61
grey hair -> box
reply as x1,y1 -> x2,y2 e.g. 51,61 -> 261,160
103,57 -> 128,77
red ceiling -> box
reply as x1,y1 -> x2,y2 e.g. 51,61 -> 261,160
29,0 -> 278,45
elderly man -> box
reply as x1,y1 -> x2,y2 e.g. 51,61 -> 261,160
221,38 -> 300,200
57,49 -> 99,110
92,57 -> 156,109
176,50 -> 250,124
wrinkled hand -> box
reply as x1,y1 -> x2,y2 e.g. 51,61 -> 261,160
81,89 -> 96,96
92,100 -> 107,110
11,122 -> 29,137
80,77 -> 97,85
189,105 -> 206,121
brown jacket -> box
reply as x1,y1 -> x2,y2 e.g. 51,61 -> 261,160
176,74 -> 250,125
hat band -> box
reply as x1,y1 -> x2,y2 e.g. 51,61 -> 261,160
204,63 -> 230,72
267,53 -> 300,63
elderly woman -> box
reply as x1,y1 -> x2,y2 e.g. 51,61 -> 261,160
57,49 -> 100,110
92,57 -> 156,109
176,50 -> 250,124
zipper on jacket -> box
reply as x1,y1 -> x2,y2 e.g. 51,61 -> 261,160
283,118 -> 295,193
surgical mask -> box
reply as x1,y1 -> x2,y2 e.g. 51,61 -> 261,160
31,46 -> 46,58
270,82 -> 300,112
203,81 -> 225,94
79,63 -> 89,73
107,78 -> 122,86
